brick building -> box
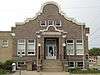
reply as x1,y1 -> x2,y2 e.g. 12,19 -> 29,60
0,31 -> 13,62
0,2 -> 89,71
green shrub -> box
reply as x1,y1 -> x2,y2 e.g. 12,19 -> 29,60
3,60 -> 13,72
0,60 -> 13,73
0,69 -> 7,74
0,62 -> 3,69
68,68 -> 100,74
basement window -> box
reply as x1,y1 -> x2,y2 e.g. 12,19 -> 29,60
68,62 -> 75,68
17,61 -> 25,68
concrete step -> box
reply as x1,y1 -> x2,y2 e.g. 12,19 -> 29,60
43,62 -> 62,66
42,66 -> 63,69
42,60 -> 63,72
42,67 -> 63,72
43,60 -> 62,65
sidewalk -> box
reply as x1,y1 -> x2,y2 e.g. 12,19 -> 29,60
9,70 -> 69,75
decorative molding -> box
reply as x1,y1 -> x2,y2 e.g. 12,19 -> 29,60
40,25 -> 67,33
42,32 -> 61,35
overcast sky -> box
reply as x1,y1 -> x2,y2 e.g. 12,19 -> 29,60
0,0 -> 100,48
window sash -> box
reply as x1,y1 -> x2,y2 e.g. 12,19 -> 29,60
66,40 -> 74,44
66,40 -> 74,55
17,39 -> 26,56
76,43 -> 84,55
27,39 -> 35,55
18,39 -> 26,44
77,40 -> 82,43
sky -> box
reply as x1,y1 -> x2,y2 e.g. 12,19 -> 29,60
0,0 -> 100,48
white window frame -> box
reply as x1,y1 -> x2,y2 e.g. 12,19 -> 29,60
40,21 -> 46,27
1,40 -> 8,48
27,39 -> 36,56
48,20 -> 54,25
76,39 -> 84,55
55,20 -> 62,27
66,39 -> 75,55
17,39 -> 26,56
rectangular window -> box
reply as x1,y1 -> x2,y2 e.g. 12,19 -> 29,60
48,20 -> 54,25
77,62 -> 83,68
40,21 -> 46,26
68,62 -> 75,68
66,40 -> 74,55
77,40 -> 82,43
76,40 -> 84,55
17,39 -> 26,56
17,61 -> 25,68
55,20 -> 61,26
27,39 -> 35,55
1,40 -> 8,48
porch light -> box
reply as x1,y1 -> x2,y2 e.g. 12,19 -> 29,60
62,43 -> 66,47
62,35 -> 66,38
38,43 -> 41,47
37,35 -> 41,38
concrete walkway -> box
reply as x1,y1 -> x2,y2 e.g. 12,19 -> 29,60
9,70 -> 69,75
8,71 -> 100,75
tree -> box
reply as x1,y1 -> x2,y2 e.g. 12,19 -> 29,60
89,48 -> 100,56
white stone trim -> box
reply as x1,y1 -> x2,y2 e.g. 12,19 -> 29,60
39,25 -> 67,33
42,32 -> 61,35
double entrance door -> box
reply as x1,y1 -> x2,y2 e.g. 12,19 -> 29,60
45,38 -> 58,59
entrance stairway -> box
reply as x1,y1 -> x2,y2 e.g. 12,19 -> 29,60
42,60 -> 63,72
